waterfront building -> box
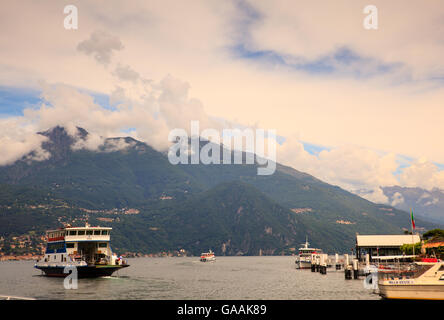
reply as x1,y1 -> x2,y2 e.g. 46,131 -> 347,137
355,234 -> 421,262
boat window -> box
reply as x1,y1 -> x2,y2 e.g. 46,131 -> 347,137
98,243 -> 107,248
69,230 -> 77,236
101,230 -> 108,235
78,230 -> 85,235
86,230 -> 93,235
66,243 -> 74,248
94,230 -> 101,235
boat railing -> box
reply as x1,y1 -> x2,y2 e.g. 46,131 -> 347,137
377,262 -> 434,280
70,253 -> 116,265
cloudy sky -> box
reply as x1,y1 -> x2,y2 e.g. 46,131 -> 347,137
1,0 -> 444,204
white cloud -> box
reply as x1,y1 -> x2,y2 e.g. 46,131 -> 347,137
360,187 -> 390,204
0,31 -> 227,165
390,192 -> 405,206
399,158 -> 444,190
247,0 -> 444,81
276,135 -> 444,203
0,3 -> 444,198
416,192 -> 431,203
71,131 -> 106,152
277,137 -> 398,193
1,1 -> 444,166
424,198 -> 439,207
101,138 -> 136,153
0,118 -> 50,166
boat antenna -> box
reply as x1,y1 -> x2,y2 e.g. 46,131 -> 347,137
304,235 -> 309,248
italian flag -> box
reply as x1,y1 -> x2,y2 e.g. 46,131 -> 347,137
411,208 -> 416,230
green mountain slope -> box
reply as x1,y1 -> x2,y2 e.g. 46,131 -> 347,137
104,181 -> 307,255
0,126 -> 440,255
0,127 -> 203,208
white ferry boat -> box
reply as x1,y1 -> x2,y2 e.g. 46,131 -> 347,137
34,223 -> 129,277
295,237 -> 323,269
200,250 -> 216,262
378,259 -> 444,300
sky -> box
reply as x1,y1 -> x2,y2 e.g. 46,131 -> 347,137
1,0 -> 444,205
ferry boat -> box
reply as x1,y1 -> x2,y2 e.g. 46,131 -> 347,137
295,237 -> 323,269
200,250 -> 216,262
34,224 -> 129,278
378,259 -> 444,300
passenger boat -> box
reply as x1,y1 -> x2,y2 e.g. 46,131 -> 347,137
378,259 -> 444,300
34,223 -> 129,278
200,250 -> 216,262
295,237 -> 323,269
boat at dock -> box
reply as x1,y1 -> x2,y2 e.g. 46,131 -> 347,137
200,250 -> 216,262
34,223 -> 129,278
295,237 -> 323,269
378,259 -> 444,300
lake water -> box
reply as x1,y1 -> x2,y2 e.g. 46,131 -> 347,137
0,256 -> 380,300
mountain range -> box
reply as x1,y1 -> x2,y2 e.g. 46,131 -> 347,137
0,126 -> 440,255
382,186 -> 444,225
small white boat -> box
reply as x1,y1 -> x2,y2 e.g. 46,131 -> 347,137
295,237 -> 322,269
200,250 -> 216,262
378,259 -> 444,300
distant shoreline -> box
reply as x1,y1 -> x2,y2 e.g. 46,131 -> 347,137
0,254 -> 299,262
0,255 -> 42,262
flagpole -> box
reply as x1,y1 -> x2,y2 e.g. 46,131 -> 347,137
411,208 -> 415,257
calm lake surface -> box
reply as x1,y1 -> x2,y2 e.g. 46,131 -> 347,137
0,256 -> 380,300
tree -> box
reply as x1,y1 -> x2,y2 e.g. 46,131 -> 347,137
400,243 -> 421,255
422,229 -> 444,240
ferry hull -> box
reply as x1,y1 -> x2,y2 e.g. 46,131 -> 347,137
297,261 -> 312,269
35,265 -> 129,278
379,284 -> 444,300
200,257 -> 216,262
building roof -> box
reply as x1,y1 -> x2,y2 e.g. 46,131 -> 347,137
356,234 -> 421,247
423,241 -> 444,249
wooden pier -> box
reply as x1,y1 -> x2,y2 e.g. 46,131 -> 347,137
309,253 -> 372,280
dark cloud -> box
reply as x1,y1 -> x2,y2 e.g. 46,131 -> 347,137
77,31 -> 124,65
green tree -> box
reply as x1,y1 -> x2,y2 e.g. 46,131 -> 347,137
400,242 -> 422,255
423,229 -> 444,240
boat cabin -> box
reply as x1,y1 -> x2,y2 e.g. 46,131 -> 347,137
44,225 -> 114,266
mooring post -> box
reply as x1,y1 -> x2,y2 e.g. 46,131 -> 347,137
344,254 -> 352,279
321,254 -> 327,275
353,259 -> 359,279
311,254 -> 316,272
335,253 -> 341,270
316,255 -> 320,272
